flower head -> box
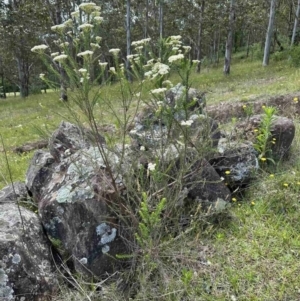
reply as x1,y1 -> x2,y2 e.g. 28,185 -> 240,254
78,68 -> 88,74
53,54 -> 68,62
39,73 -> 45,80
31,44 -> 48,53
109,48 -> 121,56
77,50 -> 93,58
148,162 -> 156,171
79,2 -> 97,14
180,120 -> 194,126
168,54 -> 184,63
293,97 -> 298,103
63,19 -> 73,27
78,23 -> 94,31
150,88 -> 167,95
99,61 -> 108,68
93,16 -> 104,24
95,36 -> 102,43
51,24 -> 66,33
283,183 -> 289,187
71,11 -> 79,18
109,67 -> 116,74
225,170 -> 231,175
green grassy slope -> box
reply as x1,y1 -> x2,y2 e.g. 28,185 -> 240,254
1,55 -> 300,300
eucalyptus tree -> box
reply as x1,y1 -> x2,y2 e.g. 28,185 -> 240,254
291,0 -> 300,46
263,0 -> 277,66
224,0 -> 235,74
0,0 -> 51,97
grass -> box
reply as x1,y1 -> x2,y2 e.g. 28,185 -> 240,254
2,55 -> 300,300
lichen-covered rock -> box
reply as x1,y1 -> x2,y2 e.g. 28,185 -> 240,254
49,121 -> 105,162
26,145 -> 127,278
26,150 -> 55,202
0,182 -> 28,204
130,84 -> 210,150
236,115 -> 295,159
0,202 -> 58,300
186,159 -> 231,203
209,139 -> 259,187
165,83 -> 206,113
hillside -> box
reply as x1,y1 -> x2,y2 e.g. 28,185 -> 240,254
1,56 -> 300,300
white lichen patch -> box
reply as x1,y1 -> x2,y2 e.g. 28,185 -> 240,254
0,268 -> 14,300
96,223 -> 117,253
79,257 -> 88,264
101,245 -> 110,253
11,254 -> 21,264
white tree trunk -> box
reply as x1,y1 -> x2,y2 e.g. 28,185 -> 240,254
196,0 -> 205,73
126,0 -> 131,81
291,0 -> 300,47
263,0 -> 277,66
224,0 -> 235,75
159,0 -> 163,39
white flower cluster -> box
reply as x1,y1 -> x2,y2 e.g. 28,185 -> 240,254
31,44 -> 48,53
53,54 -> 68,62
93,16 -> 104,24
63,19 -> 73,27
148,162 -> 156,171
180,119 -> 194,126
78,68 -> 88,74
59,42 -> 69,48
150,88 -> 167,95
71,11 -> 79,18
168,53 -> 184,63
51,24 -> 66,33
77,50 -> 93,58
79,2 -> 97,14
109,48 -> 120,55
109,67 -> 116,74
90,43 -> 100,50
78,23 -> 94,31
132,38 -> 151,47
148,62 -> 170,79
99,61 -> 108,67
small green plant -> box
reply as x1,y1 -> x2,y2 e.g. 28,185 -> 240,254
135,192 -> 166,249
253,105 -> 278,164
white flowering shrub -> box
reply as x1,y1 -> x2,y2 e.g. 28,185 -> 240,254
32,3 -> 217,299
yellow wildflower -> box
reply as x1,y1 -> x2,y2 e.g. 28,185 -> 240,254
293,97 -> 298,103
225,170 -> 231,175
253,129 -> 259,132
260,157 -> 267,162
232,198 -> 237,202
283,183 -> 289,187
297,182 -> 300,185
269,174 -> 274,178
251,201 -> 255,206
242,105 -> 247,109
262,105 -> 266,109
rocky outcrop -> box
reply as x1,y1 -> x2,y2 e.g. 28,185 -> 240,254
0,202 -> 58,300
237,115 -> 295,159
0,182 -> 28,204
210,139 -> 259,187
26,122 -> 127,279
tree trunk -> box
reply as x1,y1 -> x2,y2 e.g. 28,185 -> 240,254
246,30 -> 251,57
17,57 -> 29,98
196,0 -> 205,73
291,0 -> 300,46
159,0 -> 163,39
145,0 -> 149,38
126,0 -> 131,81
224,0 -> 235,75
263,0 -> 277,66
